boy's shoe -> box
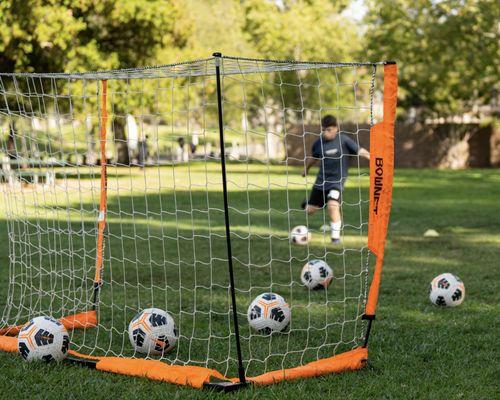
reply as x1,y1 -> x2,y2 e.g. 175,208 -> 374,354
301,200 -> 307,209
331,238 -> 341,245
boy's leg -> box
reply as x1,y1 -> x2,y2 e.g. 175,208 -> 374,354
327,189 -> 342,243
301,187 -> 324,214
327,200 -> 341,241
305,204 -> 319,215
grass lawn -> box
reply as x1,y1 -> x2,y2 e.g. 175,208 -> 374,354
0,166 -> 498,399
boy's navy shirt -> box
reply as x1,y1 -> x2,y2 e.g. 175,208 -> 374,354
311,133 -> 359,190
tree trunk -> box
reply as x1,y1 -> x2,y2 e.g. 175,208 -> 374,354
85,115 -> 97,165
113,114 -> 130,165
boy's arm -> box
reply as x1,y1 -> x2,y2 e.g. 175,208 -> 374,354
302,157 -> 318,177
358,147 -> 370,160
344,135 -> 369,161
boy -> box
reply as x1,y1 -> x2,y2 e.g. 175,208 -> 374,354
302,115 -> 370,244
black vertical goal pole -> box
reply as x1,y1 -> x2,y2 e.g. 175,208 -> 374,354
204,52 -> 247,392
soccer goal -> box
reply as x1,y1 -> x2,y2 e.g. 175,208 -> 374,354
0,54 -> 397,390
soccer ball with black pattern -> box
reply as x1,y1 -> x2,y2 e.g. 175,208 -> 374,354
128,308 -> 178,355
301,259 -> 333,290
290,225 -> 311,245
17,316 -> 70,362
429,273 -> 465,307
247,293 -> 291,334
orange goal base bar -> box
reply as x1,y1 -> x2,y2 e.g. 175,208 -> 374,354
0,309 -> 367,388
0,328 -> 368,389
0,331 -> 367,389
0,311 -> 98,336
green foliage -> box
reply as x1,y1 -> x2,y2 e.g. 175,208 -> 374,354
0,0 -> 360,72
1,0 -> 497,133
364,0 -> 499,118
0,0 -> 188,73
0,0 -> 195,164
243,0 -> 359,61
176,0 -> 253,58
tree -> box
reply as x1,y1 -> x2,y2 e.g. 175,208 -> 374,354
243,0 -> 357,62
363,0 -> 499,119
239,0 -> 362,157
0,0 -> 192,164
0,0 -> 189,73
0,0 -> 365,161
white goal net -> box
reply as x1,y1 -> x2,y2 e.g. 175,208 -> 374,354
0,55 -> 396,385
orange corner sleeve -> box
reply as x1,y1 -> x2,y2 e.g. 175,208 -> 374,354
60,310 -> 98,330
94,79 -> 108,285
0,310 -> 97,337
95,357 -> 228,389
240,347 -> 368,386
0,336 -> 18,353
366,63 -> 398,317
0,325 -> 22,336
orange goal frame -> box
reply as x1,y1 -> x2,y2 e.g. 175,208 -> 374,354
0,60 -> 398,391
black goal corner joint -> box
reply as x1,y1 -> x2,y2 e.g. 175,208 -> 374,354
204,381 -> 249,393
362,314 -> 376,348
66,355 -> 98,369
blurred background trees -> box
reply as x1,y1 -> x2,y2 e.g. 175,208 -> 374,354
0,0 -> 186,72
0,0 -> 498,165
2,0 -> 496,120
364,0 -> 499,120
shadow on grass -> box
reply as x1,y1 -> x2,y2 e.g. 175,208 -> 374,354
0,167 -> 498,379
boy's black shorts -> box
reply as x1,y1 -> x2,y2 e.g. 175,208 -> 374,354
302,186 -> 342,209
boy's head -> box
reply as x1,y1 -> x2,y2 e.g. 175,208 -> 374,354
321,115 -> 338,140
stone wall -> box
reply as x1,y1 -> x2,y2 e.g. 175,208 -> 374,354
285,123 -> 499,168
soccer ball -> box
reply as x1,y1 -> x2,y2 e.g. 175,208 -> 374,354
301,259 -> 333,290
128,308 -> 178,355
429,273 -> 465,307
290,225 -> 311,245
17,316 -> 70,362
247,293 -> 291,334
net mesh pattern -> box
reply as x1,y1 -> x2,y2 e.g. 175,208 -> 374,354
0,56 -> 383,377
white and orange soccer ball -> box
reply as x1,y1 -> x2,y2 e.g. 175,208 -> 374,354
290,225 -> 311,245
429,273 -> 465,307
17,316 -> 70,362
247,293 -> 291,334
301,259 -> 333,290
128,308 -> 178,355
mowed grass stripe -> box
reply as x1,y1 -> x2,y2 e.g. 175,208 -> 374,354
0,167 -> 498,399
